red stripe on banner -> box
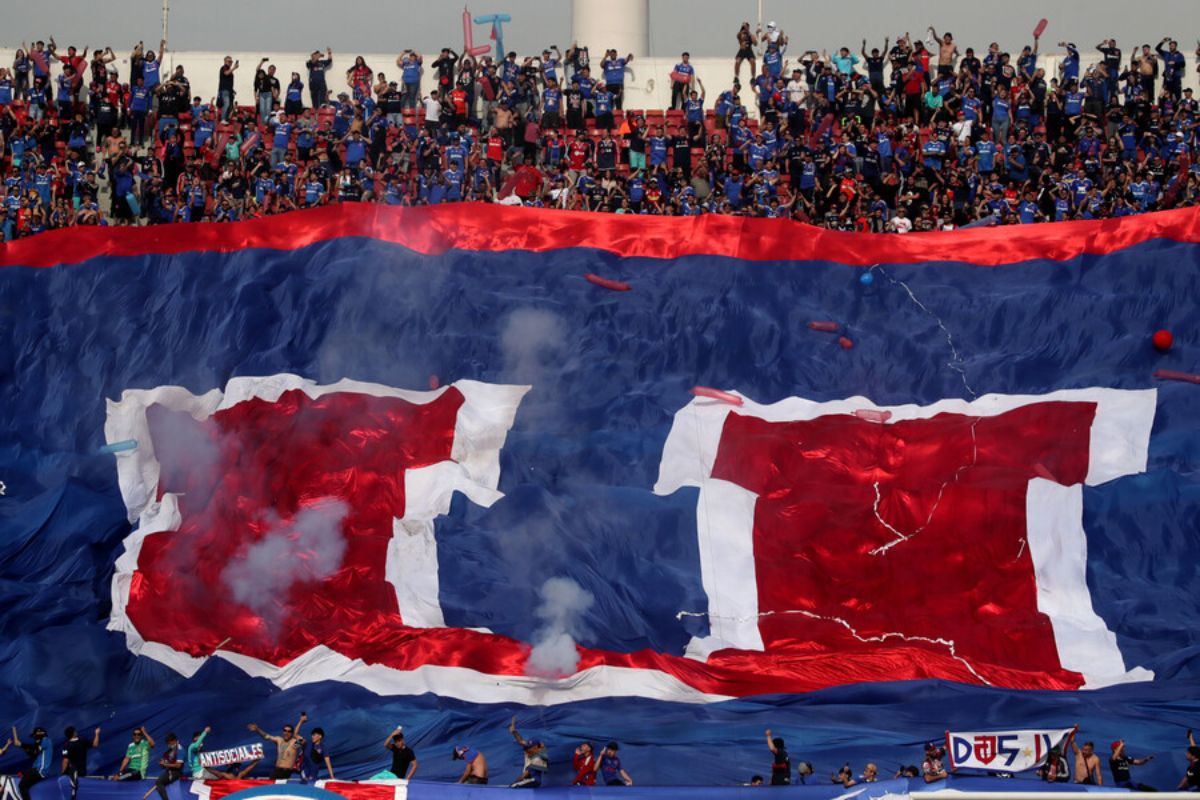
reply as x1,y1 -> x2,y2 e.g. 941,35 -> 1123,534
2,203 -> 1200,269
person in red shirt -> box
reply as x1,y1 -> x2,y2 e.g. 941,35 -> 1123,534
567,135 -> 591,175
53,45 -> 88,97
571,742 -> 596,786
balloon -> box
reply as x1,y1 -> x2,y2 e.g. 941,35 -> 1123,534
473,12 -> 513,59
98,439 -> 138,454
585,273 -> 632,292
1152,329 -> 1174,352
1033,18 -> 1048,38
461,7 -> 491,58
838,336 -> 855,350
690,386 -> 744,406
853,409 -> 892,424
1154,369 -> 1200,385
807,320 -> 839,332
859,272 -> 874,286
239,132 -> 260,156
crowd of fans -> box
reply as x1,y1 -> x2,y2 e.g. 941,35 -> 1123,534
2,25 -> 1200,239
4,717 -> 1199,793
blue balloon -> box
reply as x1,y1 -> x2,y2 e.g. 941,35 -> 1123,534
859,272 -> 874,286
98,439 -> 138,454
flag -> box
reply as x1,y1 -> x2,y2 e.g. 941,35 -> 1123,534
1,204 -> 1199,788
946,728 -> 1074,772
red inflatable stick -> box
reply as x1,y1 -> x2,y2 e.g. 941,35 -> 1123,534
585,273 -> 632,292
853,409 -> 892,424
1033,18 -> 1048,38
1154,369 -> 1200,385
690,386 -> 744,406
807,320 -> 840,333
239,132 -> 260,156
838,336 -> 854,350
462,7 -> 491,57
429,374 -> 440,390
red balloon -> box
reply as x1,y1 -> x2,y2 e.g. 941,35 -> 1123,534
1152,329 -> 1174,352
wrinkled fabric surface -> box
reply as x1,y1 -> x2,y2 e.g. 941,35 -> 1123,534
0,207 -> 1199,787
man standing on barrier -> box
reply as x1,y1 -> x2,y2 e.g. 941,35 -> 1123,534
61,725 -> 100,800
248,712 -> 306,779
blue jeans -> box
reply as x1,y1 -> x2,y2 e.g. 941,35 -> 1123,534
218,89 -> 234,120
257,91 -> 274,120
402,82 -> 420,110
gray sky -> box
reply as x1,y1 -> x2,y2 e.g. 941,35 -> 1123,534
5,0 -> 1198,57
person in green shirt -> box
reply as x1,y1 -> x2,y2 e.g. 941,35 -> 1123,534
186,727 -> 210,778
113,727 -> 154,780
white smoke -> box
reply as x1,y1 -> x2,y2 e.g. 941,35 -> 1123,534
499,309 -> 569,383
221,498 -> 350,631
526,577 -> 595,678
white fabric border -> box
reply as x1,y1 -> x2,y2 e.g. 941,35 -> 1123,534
106,377 -> 526,660
105,374 -> 732,705
654,388 -> 1157,686
1026,481 -> 1155,688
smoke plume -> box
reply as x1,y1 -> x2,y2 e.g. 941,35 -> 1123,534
526,576 -> 595,678
221,498 -> 350,631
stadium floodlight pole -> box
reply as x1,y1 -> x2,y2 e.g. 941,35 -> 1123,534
571,0 -> 649,57
161,0 -> 169,50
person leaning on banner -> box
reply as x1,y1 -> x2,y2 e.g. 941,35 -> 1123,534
594,741 -> 633,786
922,742 -> 948,783
1038,745 -> 1071,782
1178,730 -> 1200,791
765,728 -> 790,785
301,727 -> 334,782
13,726 -> 53,800
189,728 -> 260,780
113,726 -> 154,781
1109,738 -> 1154,790
1070,738 -> 1104,785
186,727 -> 217,780
571,742 -> 596,786
452,744 -> 488,784
142,733 -> 184,800
61,725 -> 100,800
507,717 -> 549,788
247,712 -> 306,779
383,726 -> 417,780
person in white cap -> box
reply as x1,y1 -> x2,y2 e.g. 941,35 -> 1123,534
759,21 -> 787,51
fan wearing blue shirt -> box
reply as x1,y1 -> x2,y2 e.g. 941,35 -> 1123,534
15,726 -> 53,800
601,50 -> 633,109
593,85 -> 614,128
670,53 -> 694,110
541,79 -> 563,128
397,50 -> 422,110
541,47 -> 562,84
1157,38 -> 1185,99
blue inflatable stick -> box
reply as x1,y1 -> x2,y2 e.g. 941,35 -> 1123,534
472,12 -> 512,59
98,439 -> 138,454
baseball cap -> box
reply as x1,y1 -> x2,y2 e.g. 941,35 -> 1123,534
453,745 -> 470,759
1111,740 -> 1123,752
32,727 -> 47,737
527,739 -> 544,749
